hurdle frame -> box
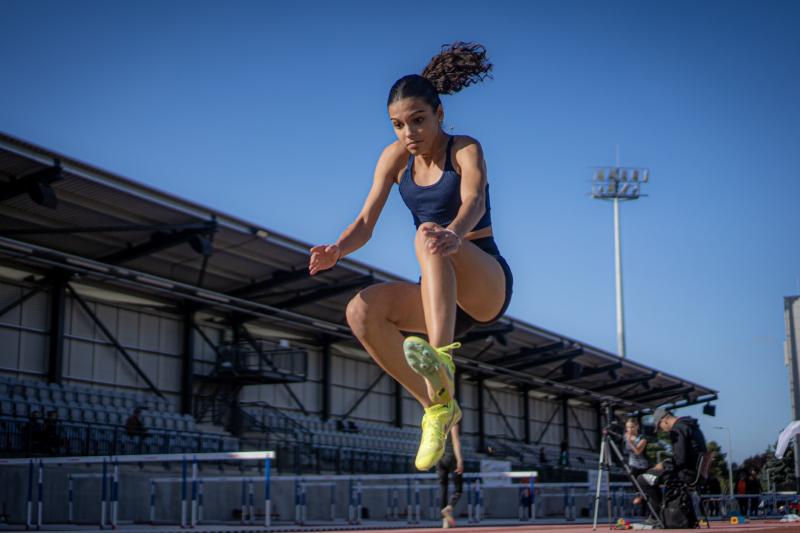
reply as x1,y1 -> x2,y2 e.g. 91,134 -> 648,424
0,451 -> 275,530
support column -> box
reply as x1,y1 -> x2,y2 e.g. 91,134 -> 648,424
321,340 -> 332,422
595,405 -> 604,451
477,377 -> 486,453
230,317 -> 243,436
561,397 -> 570,461
181,306 -> 196,415
47,277 -> 66,385
522,386 -> 531,445
393,381 -> 403,428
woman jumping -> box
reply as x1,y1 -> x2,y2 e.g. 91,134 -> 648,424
309,42 -> 513,471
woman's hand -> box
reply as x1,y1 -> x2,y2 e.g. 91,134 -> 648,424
309,244 -> 341,275
456,460 -> 464,474
422,224 -> 462,256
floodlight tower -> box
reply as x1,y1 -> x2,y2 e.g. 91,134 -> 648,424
590,160 -> 650,358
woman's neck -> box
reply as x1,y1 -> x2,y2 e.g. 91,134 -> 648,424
416,130 -> 448,167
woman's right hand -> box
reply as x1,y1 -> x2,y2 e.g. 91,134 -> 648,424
309,244 -> 341,276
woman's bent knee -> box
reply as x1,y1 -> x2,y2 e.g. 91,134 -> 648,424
345,288 -> 388,337
345,293 -> 371,337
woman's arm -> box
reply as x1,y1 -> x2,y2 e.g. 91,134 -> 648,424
451,424 -> 464,474
309,142 -> 406,275
449,137 -> 488,238
627,435 -> 648,455
422,137 -> 488,256
633,439 -> 647,455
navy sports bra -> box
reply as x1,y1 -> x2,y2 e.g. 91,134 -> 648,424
398,136 -> 492,230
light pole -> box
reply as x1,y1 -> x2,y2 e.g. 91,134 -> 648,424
714,425 -> 735,510
590,160 -> 650,358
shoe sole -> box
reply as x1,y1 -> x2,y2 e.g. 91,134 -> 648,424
404,337 -> 455,399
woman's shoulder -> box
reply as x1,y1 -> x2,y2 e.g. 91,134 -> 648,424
380,139 -> 411,162
451,135 -> 485,163
377,140 -> 412,183
451,134 -> 481,147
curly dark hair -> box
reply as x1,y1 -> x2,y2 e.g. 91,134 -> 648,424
387,41 -> 493,110
422,41 -> 493,95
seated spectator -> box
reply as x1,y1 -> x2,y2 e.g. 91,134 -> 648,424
126,407 -> 148,436
637,407 -> 707,523
42,410 -> 62,455
24,411 -> 45,454
126,407 -> 148,453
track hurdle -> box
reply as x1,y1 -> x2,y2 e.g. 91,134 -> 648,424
293,481 -> 337,524
149,470 -> 537,525
0,451 -> 274,530
294,479 -> 338,524
564,485 -> 576,520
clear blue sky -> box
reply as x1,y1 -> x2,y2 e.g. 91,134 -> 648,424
2,0 -> 798,463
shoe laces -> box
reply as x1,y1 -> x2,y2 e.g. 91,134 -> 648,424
421,406 -> 446,437
436,342 -> 461,363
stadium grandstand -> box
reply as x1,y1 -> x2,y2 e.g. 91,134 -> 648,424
0,131 -> 719,526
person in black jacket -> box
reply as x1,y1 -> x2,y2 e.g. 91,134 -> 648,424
637,407 -> 707,519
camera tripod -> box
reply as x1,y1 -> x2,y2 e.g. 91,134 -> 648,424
591,425 -> 664,530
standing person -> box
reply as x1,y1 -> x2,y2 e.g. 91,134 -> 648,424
704,475 -> 722,517
438,423 -> 464,528
309,42 -> 513,470
625,418 -> 650,516
746,470 -> 761,517
559,440 -> 569,467
735,472 -> 748,516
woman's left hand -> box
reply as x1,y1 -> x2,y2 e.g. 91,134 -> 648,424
456,460 -> 464,474
422,224 -> 462,256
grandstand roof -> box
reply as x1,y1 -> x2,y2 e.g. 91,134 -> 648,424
0,131 -> 717,414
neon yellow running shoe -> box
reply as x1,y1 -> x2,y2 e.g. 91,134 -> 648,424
404,336 -> 459,403
415,399 -> 462,471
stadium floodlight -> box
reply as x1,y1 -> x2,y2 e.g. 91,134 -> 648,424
589,162 -> 651,358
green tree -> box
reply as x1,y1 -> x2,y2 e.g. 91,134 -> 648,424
706,441 -> 731,493
734,444 -> 797,492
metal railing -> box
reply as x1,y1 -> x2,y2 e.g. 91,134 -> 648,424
0,417 -> 237,457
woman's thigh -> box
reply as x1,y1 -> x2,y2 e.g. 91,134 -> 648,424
354,281 -> 429,333
450,239 -> 507,323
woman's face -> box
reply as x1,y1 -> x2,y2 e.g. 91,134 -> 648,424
626,422 -> 638,434
388,97 -> 444,156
